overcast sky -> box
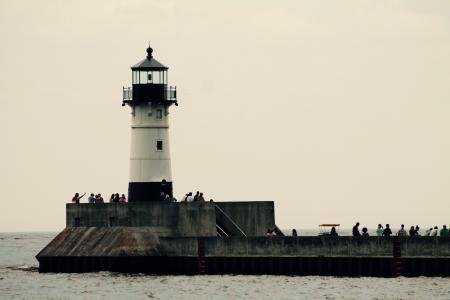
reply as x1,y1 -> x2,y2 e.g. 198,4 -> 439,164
1,0 -> 450,232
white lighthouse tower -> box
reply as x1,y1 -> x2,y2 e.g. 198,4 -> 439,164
122,45 -> 177,202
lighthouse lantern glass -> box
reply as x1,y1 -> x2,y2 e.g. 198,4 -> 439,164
132,70 -> 167,85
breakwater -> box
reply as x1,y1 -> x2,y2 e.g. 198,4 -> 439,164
37,203 -> 450,277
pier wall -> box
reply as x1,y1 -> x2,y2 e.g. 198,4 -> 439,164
66,203 -> 217,237
214,202 -> 275,236
66,202 -> 276,237
37,228 -> 450,276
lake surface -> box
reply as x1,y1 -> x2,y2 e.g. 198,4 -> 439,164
0,232 -> 449,299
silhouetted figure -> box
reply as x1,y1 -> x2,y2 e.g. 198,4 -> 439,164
88,193 -> 95,204
330,227 -> 338,236
193,191 -> 200,201
109,194 -> 114,203
71,193 -> 86,204
352,222 -> 361,236
198,193 -> 205,202
376,224 -> 383,237
409,226 -> 416,236
271,227 -> 278,236
362,227 -> 369,236
186,192 -> 194,202
383,224 -> 392,236
113,193 -> 120,203
430,226 -> 438,236
119,194 -> 127,203
440,225 -> 449,237
415,225 -> 420,236
397,224 -> 407,236
292,229 -> 298,237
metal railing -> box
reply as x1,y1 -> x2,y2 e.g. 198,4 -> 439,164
165,86 -> 177,101
122,86 -> 177,102
123,87 -> 132,101
215,205 -> 247,237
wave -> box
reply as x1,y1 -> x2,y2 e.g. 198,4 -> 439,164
5,265 -> 39,272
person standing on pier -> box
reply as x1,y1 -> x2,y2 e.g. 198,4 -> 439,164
88,193 -> 95,204
440,225 -> 449,236
376,224 -> 383,236
352,222 -> 361,236
383,224 -> 392,236
397,224 -> 407,236
71,193 -> 86,204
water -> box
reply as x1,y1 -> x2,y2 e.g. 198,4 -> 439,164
1,232 -> 449,299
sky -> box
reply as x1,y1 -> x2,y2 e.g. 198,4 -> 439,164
1,0 -> 450,232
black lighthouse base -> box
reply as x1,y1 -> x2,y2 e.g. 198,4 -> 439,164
128,181 -> 173,202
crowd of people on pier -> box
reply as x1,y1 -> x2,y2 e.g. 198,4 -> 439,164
70,192 -> 127,204
282,223 -> 450,237
181,191 -> 208,202
350,222 -> 449,237
70,191 -> 213,204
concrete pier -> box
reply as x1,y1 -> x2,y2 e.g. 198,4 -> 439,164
37,203 -> 450,276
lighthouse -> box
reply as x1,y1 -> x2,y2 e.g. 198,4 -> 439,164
122,45 -> 177,202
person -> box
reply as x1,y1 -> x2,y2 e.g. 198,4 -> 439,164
409,226 -> 416,236
271,228 -> 278,236
88,193 -> 95,204
376,224 -> 383,237
362,227 -> 369,236
186,192 -> 194,202
109,194 -> 114,203
197,193 -> 205,202
71,193 -> 86,204
266,229 -> 272,236
193,191 -> 200,202
352,222 -> 360,236
330,227 -> 338,236
97,193 -> 104,203
415,225 -> 420,236
397,224 -> 407,236
292,229 -> 298,237
425,227 -> 432,236
119,194 -> 127,203
182,193 -> 189,202
440,225 -> 449,237
383,224 -> 392,236
430,226 -> 438,236
113,193 -> 120,203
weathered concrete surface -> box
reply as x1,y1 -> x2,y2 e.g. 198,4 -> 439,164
201,237 -> 450,258
37,227 -> 164,257
37,230 -> 450,276
214,202 -> 275,236
401,237 -> 450,257
38,230 -> 450,259
66,203 -> 218,237
66,202 -> 277,237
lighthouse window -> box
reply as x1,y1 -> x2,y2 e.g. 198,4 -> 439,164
139,71 -> 148,84
156,109 -> 162,119
156,140 -> 163,151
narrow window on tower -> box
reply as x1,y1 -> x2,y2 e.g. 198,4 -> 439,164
156,109 -> 162,119
156,140 -> 163,151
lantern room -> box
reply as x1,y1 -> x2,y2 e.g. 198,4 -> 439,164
123,46 -> 177,105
